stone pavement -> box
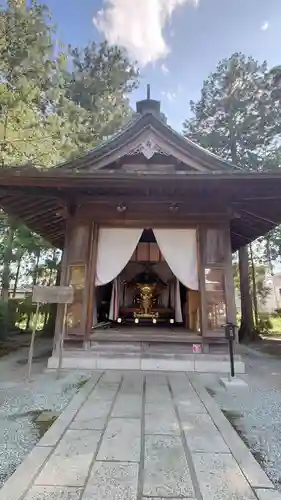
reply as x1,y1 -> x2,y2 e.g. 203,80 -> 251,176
1,371 -> 280,500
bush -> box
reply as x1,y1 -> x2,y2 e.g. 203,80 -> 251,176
255,318 -> 273,335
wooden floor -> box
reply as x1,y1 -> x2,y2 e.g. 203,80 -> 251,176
90,326 -> 225,344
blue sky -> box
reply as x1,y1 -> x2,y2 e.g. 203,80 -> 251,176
44,0 -> 281,130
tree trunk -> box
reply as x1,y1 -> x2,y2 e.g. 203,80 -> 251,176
2,225 -> 15,302
26,249 -> 41,331
238,246 -> 255,342
13,253 -> 24,297
249,243 -> 259,326
266,237 -> 279,310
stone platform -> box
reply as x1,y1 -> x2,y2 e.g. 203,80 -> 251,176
47,342 -> 245,373
1,371 -> 278,500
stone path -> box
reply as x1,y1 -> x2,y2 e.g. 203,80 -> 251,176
1,371 -> 280,500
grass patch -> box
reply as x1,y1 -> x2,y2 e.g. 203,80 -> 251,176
76,378 -> 89,389
266,316 -> 281,335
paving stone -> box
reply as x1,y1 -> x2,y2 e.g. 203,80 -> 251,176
98,371 -> 123,384
143,435 -> 194,498
70,417 -> 106,430
255,490 -> 281,500
146,374 -> 167,386
192,452 -> 257,500
75,400 -> 112,420
35,430 -> 101,487
145,384 -> 171,403
142,498 -> 194,500
145,403 -> 180,435
120,375 -> 143,394
97,418 -> 141,462
87,387 -> 118,401
176,398 -> 207,416
169,373 -> 198,399
54,429 -> 101,456
23,486 -> 82,500
111,394 -> 142,418
82,461 -> 138,500
182,413 -> 229,452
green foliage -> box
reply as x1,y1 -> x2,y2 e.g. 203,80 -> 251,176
0,0 -> 139,166
255,318 -> 273,335
0,0 -> 139,337
184,52 -> 281,171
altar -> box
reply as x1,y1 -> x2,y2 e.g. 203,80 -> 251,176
118,264 -> 176,324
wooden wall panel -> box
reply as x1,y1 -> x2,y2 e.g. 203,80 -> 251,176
149,243 -> 161,262
130,243 -> 163,262
137,243 -> 149,261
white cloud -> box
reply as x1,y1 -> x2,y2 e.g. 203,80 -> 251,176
261,21 -> 269,31
93,0 -> 199,66
161,63 -> 169,75
161,90 -> 177,101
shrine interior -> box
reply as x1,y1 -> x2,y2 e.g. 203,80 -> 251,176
95,229 -> 193,330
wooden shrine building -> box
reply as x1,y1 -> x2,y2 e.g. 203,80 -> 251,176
2,92 -> 281,369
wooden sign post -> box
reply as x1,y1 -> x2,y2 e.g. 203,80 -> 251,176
27,285 -> 74,381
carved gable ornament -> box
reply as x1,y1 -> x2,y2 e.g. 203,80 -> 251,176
128,139 -> 169,159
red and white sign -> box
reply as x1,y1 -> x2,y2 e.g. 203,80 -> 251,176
193,344 -> 202,354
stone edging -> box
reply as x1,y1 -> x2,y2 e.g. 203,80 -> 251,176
189,374 -> 274,492
0,374 -> 102,500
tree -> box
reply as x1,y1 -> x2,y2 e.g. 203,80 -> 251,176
64,41 -> 138,150
0,1 -> 140,337
184,53 -> 281,340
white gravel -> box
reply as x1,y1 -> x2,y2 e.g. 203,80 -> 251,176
199,347 -> 281,491
0,339 -> 90,486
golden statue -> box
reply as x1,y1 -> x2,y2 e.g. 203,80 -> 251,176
129,266 -> 166,319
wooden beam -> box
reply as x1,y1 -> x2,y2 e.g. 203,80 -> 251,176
238,208 -> 279,226
198,226 -> 207,337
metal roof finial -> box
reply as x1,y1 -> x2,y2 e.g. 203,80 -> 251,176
147,84 -> 151,100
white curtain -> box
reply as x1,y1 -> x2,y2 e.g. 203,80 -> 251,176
95,228 -> 143,286
153,229 -> 198,291
109,278 -> 121,321
175,279 -> 183,323
170,279 -> 183,323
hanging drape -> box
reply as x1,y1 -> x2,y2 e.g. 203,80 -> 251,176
109,278 -> 121,321
175,279 -> 183,323
153,229 -> 198,290
95,228 -> 143,286
170,279 -> 183,323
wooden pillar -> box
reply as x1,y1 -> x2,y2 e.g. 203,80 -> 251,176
224,225 -> 237,331
54,220 -> 72,353
54,217 -> 93,348
197,226 -> 207,337
84,223 -> 99,346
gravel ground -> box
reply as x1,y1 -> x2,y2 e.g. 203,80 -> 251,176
198,346 -> 281,491
0,339 -> 90,486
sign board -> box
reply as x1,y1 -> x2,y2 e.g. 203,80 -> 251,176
32,286 -> 74,304
193,344 -> 202,354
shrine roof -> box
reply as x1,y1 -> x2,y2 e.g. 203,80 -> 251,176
1,92 -> 281,251
53,108 -> 239,174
